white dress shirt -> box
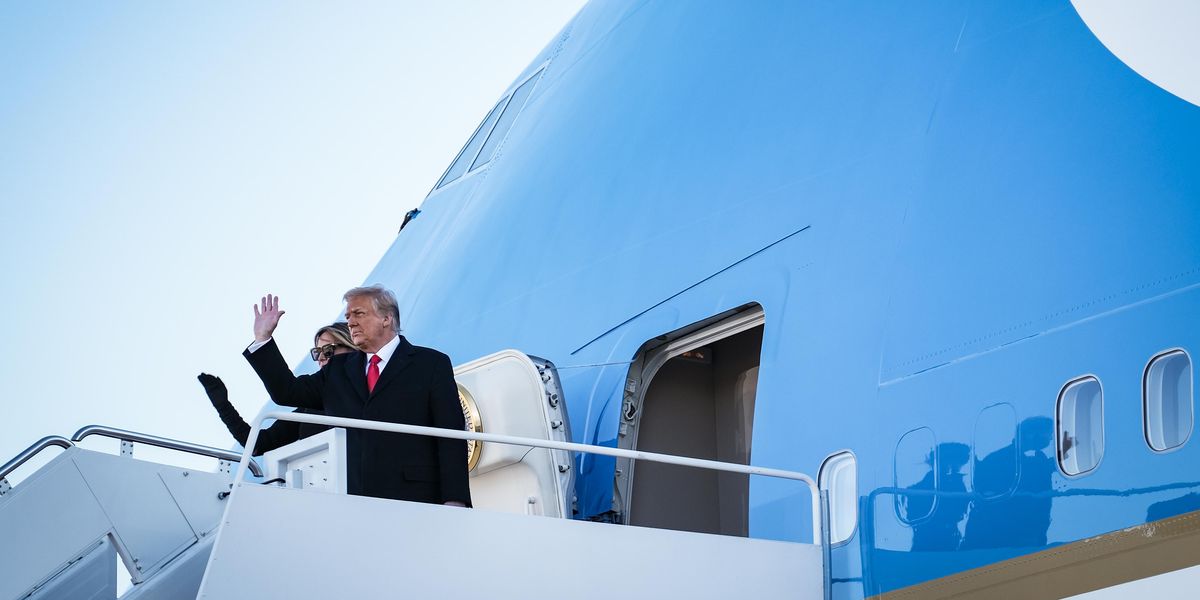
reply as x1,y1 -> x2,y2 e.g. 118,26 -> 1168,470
365,334 -> 401,375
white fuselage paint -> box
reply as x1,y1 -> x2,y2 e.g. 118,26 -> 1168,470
1071,0 -> 1200,107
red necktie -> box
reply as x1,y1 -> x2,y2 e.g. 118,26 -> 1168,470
367,355 -> 381,394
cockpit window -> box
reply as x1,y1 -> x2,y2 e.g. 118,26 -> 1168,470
435,96 -> 508,189
470,68 -> 543,172
433,67 -> 546,192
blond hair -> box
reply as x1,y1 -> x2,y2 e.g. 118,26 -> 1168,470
313,321 -> 356,349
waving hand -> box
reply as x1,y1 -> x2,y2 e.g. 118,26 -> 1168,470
253,294 -> 286,342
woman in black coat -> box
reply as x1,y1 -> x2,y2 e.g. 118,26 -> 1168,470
199,322 -> 356,455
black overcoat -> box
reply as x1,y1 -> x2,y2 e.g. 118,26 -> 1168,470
244,337 -> 472,506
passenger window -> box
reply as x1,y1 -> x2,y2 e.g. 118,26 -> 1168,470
1144,349 -> 1193,451
972,403 -> 1018,499
1057,377 -> 1104,476
436,96 -> 509,189
894,428 -> 936,524
470,69 -> 542,171
820,452 -> 858,544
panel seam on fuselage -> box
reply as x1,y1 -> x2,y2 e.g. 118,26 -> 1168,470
569,225 -> 810,355
880,270 -> 1200,387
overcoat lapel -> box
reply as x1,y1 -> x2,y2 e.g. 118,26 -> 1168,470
369,336 -> 415,400
344,351 -> 369,404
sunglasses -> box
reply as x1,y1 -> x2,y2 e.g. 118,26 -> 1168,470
310,343 -> 346,361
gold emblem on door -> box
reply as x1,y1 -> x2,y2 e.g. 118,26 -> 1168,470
458,384 -> 483,471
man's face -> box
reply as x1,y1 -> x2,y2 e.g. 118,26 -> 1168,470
345,296 -> 394,353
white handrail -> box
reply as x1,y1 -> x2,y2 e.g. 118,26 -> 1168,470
73,424 -> 264,477
233,411 -> 823,543
0,435 -> 73,483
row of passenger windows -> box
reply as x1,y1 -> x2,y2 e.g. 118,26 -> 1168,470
694,341 -> 1191,545
433,67 -> 544,190
1059,348 -> 1194,475
882,347 -> 1195,529
663,340 -> 1192,545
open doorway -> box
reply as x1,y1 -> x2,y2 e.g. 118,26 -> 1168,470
614,304 -> 764,536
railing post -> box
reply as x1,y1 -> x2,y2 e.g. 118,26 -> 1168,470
231,418 -> 267,489
820,488 -> 833,600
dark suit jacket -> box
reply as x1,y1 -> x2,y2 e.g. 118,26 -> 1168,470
240,408 -> 329,456
244,336 -> 471,506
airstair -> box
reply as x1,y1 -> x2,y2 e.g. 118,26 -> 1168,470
0,428 -> 261,600
1,351 -> 828,599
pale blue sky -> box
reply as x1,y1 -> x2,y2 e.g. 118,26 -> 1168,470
0,2 -> 585,467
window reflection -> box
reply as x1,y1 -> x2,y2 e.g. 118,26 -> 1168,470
973,403 -> 1018,499
1144,350 -> 1193,451
1058,377 -> 1104,476
895,427 -> 936,524
909,443 -> 969,552
961,417 -> 1055,549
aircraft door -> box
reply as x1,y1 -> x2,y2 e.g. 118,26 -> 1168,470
454,350 -> 574,518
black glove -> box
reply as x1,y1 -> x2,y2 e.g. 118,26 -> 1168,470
199,373 -> 251,445
198,373 -> 231,409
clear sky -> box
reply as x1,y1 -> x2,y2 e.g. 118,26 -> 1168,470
0,2 -> 585,469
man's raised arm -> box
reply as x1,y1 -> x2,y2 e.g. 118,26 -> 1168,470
243,294 -> 324,410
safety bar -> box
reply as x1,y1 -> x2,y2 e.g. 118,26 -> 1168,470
237,412 -> 823,543
0,435 -> 74,483
73,424 -> 263,478
240,412 -> 830,599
